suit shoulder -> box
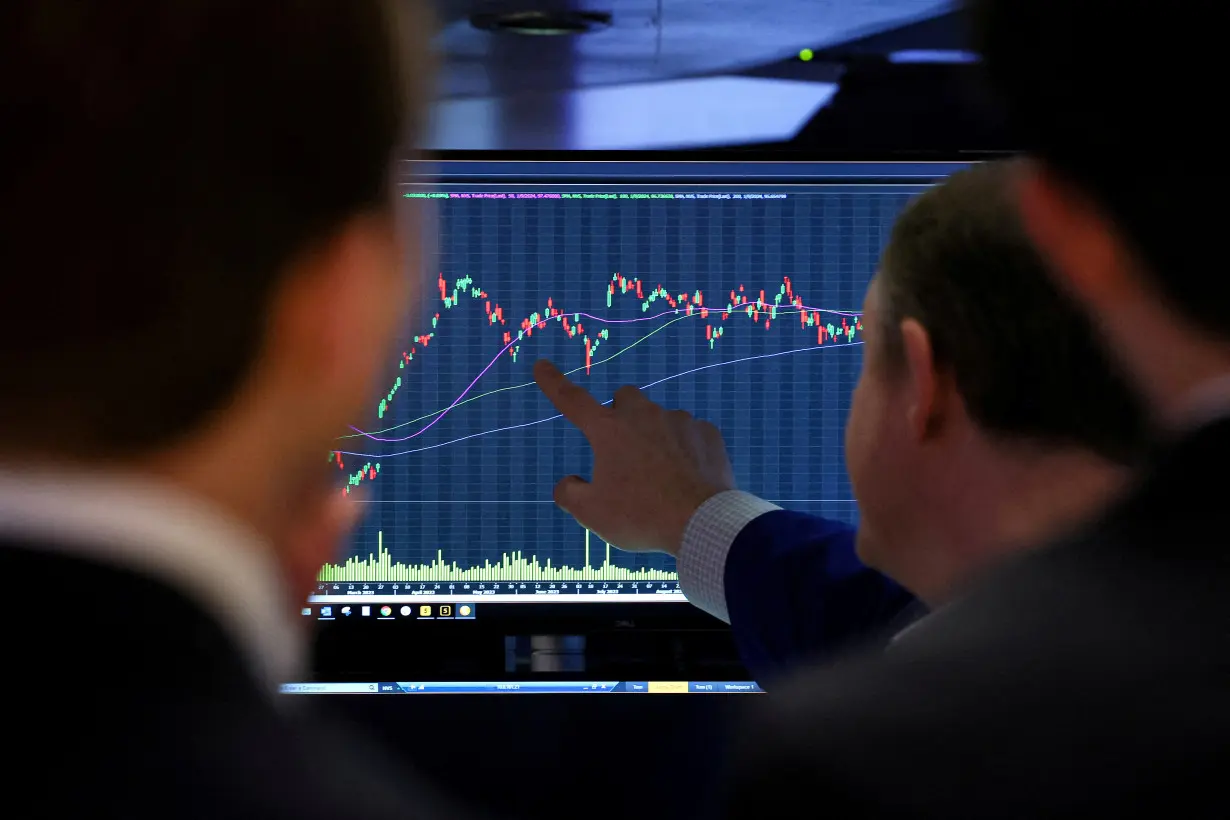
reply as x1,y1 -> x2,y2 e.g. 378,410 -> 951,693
723,539 -> 1230,818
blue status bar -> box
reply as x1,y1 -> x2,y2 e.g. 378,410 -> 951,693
280,681 -> 763,694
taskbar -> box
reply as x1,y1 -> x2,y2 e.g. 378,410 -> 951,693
309,580 -> 685,603
281,681 -> 762,694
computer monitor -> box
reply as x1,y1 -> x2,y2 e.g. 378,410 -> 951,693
297,154 -> 980,694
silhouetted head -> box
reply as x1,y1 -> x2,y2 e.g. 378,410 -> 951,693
0,0 -> 433,594
972,0 -> 1230,430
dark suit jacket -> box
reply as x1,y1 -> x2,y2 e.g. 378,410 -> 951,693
0,542 -> 478,819
724,511 -> 919,683
724,418 -> 1230,818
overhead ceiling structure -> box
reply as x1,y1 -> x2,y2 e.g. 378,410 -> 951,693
422,0 -> 957,149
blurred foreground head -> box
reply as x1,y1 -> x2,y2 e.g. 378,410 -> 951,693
972,0 -> 1230,426
0,1 -> 431,550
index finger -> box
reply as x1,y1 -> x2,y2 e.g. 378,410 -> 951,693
534,359 -> 606,429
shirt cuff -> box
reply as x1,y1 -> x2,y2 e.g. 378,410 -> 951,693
676,490 -> 781,623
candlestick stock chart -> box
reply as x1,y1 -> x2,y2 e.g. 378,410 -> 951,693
322,186 -> 917,594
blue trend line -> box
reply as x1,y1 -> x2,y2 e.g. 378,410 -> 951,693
334,340 -> 862,459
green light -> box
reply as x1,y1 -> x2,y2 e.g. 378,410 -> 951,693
799,48 -> 814,62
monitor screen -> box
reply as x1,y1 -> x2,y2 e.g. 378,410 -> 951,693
310,158 -> 972,611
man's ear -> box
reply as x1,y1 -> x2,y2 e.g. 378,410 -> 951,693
899,318 -> 942,441
1016,160 -> 1128,307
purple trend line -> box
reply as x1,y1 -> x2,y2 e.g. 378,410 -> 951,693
350,301 -> 859,443
334,340 -> 861,459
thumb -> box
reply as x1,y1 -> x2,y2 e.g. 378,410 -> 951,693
552,474 -> 596,523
